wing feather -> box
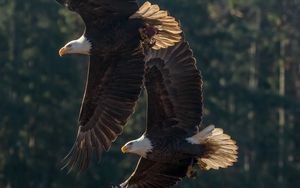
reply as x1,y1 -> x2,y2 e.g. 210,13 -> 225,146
144,40 -> 203,135
63,49 -> 144,171
118,158 -> 189,188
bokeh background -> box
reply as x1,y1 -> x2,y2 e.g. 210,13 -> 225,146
0,0 -> 299,187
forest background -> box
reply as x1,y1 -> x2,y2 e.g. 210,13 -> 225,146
0,0 -> 299,187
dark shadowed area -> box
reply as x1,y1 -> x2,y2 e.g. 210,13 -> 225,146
0,0 -> 299,187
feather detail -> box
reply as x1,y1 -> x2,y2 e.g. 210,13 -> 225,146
130,1 -> 182,50
187,125 -> 238,170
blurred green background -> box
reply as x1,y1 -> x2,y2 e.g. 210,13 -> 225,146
0,0 -> 299,187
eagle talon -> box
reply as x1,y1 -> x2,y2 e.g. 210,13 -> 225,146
186,165 -> 197,179
131,1 -> 182,50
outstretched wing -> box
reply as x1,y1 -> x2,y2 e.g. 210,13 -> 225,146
63,49 -> 145,171
118,158 -> 189,188
144,40 -> 203,135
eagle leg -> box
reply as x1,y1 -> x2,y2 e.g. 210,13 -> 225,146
139,26 -> 158,49
186,164 -> 197,179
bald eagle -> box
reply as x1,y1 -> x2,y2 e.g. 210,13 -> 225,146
117,40 -> 238,188
55,0 -> 182,171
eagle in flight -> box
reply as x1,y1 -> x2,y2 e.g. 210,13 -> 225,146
55,0 -> 182,171
117,39 -> 238,188
55,0 -> 238,187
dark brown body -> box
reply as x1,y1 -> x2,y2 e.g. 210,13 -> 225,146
146,134 -> 207,164
86,18 -> 144,55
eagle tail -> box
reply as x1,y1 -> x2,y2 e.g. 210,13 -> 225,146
130,1 -> 182,50
188,125 -> 238,170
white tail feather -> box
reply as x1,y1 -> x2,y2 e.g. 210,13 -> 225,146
186,125 -> 215,144
187,125 -> 238,170
130,1 -> 182,50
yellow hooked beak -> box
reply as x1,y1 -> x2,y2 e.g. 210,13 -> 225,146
121,145 -> 129,153
59,47 -> 68,57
